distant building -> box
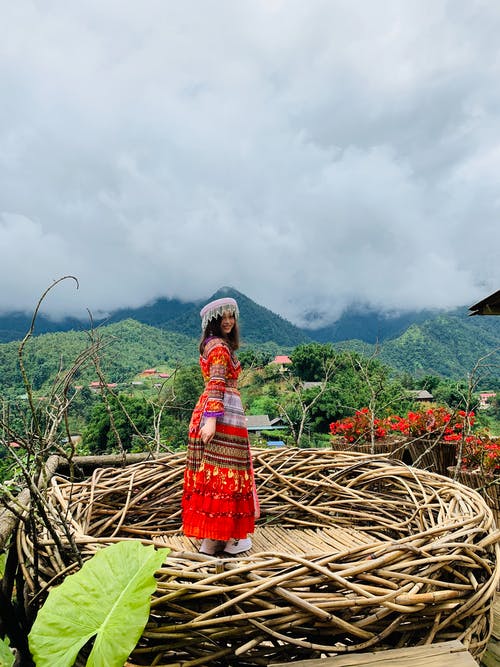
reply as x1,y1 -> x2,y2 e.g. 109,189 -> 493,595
302,381 -> 322,390
141,368 -> 157,376
479,392 -> 496,409
408,389 -> 434,402
270,355 -> 292,372
89,381 -> 117,392
246,415 -> 288,435
246,415 -> 273,433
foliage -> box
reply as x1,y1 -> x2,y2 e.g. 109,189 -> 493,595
0,638 -> 15,667
81,366 -> 203,455
238,348 -> 274,369
153,414 -> 189,451
163,365 -> 204,421
247,395 -> 279,418
287,347 -> 413,433
29,540 -> 168,667
488,393 -> 500,420
290,343 -> 336,381
82,394 -> 152,453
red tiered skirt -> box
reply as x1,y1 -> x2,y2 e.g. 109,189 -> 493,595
182,388 -> 256,541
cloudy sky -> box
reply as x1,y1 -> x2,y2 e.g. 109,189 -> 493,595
1,1 -> 499,327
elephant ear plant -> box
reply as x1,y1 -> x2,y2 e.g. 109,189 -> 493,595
28,540 -> 168,667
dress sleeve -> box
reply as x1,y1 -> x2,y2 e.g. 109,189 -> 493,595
203,341 -> 230,418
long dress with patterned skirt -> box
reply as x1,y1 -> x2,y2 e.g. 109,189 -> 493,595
181,336 -> 256,541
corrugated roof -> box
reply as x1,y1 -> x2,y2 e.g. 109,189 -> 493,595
469,290 -> 500,316
246,415 -> 272,429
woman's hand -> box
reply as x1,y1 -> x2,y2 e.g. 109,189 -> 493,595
200,417 -> 217,444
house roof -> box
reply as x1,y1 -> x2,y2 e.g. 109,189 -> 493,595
246,415 -> 272,430
469,290 -> 500,316
302,381 -> 322,390
271,355 -> 292,365
409,389 -> 434,400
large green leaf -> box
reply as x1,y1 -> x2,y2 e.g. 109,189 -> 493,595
28,540 -> 168,667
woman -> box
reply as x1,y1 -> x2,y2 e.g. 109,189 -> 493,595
181,297 -> 258,555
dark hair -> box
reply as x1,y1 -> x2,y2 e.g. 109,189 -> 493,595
199,315 -> 240,354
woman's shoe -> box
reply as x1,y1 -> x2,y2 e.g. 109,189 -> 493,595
223,537 -> 252,555
199,539 -> 225,555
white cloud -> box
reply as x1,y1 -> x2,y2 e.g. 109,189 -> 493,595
0,0 -> 499,326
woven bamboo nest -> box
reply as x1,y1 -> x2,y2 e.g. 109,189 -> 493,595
17,448 -> 500,665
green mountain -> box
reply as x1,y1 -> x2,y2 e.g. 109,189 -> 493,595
163,287 -> 310,349
108,286 -> 310,348
0,289 -> 499,387
379,308 -> 500,380
336,307 -> 500,383
307,307 -> 439,343
0,287 -> 309,348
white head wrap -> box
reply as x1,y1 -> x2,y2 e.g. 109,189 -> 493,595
200,297 -> 239,331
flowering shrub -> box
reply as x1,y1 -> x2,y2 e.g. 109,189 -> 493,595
330,407 -> 474,442
330,407 -> 500,474
329,406 -> 499,474
329,408 -> 388,443
389,407 -> 475,439
459,435 -> 500,473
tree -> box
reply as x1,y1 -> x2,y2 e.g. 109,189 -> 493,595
161,365 -> 203,421
278,355 -> 337,446
83,394 -> 155,454
290,343 -> 336,381
238,348 -> 273,369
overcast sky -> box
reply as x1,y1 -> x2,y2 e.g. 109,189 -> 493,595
1,1 -> 499,327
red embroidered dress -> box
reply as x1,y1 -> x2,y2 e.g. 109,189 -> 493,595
182,337 -> 256,541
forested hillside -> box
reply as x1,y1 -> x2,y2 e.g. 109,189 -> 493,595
332,309 -> 499,385
378,310 -> 500,382
0,290 -> 499,385
0,320 -> 198,396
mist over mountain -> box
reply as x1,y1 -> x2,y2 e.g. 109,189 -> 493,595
0,288 -> 498,381
303,307 -> 441,344
0,287 -> 310,347
0,287 -> 465,345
